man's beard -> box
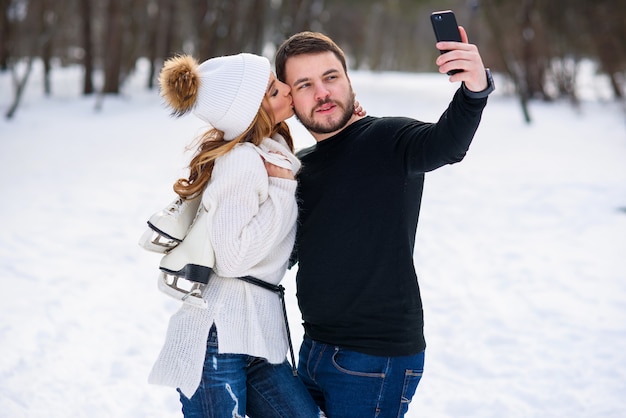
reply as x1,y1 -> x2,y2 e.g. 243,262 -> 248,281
295,89 -> 355,135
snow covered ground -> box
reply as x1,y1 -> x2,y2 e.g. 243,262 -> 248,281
1,60 -> 625,417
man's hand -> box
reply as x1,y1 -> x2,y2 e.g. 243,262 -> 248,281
435,26 -> 488,92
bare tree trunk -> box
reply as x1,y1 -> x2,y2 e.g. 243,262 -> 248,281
608,74 -> 624,100
40,0 -> 54,96
42,41 -> 52,95
0,0 -> 10,70
161,0 -> 176,58
145,0 -> 178,89
248,0 -> 266,54
278,0 -> 309,40
293,0 -> 313,33
102,0 -> 123,94
520,0 -> 544,100
197,0 -> 221,59
221,0 -> 240,54
80,0 -> 94,94
584,2 -> 624,99
482,0 -> 532,123
145,0 -> 160,89
5,0 -> 56,118
6,57 -> 34,119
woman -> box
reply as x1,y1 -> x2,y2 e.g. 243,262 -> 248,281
148,53 -> 364,417
147,53 -> 317,417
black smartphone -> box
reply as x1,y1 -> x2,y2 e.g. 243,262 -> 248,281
430,10 -> 463,75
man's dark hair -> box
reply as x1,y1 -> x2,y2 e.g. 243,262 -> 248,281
275,31 -> 348,82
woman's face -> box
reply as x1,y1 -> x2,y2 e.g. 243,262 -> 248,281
262,72 -> 294,124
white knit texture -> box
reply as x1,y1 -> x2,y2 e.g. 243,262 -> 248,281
192,54 -> 270,140
148,136 -> 299,397
241,133 -> 302,174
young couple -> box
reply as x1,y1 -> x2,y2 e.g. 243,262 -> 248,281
148,27 -> 493,418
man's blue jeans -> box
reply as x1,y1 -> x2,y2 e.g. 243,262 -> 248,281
178,324 -> 320,418
298,336 -> 425,418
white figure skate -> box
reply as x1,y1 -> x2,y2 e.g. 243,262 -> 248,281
139,195 -> 202,253
139,195 -> 214,308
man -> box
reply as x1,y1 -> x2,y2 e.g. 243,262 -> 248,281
275,28 -> 494,418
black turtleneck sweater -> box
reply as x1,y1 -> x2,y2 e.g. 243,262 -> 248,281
291,87 -> 488,356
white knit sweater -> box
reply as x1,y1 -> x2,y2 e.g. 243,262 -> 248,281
148,135 -> 300,397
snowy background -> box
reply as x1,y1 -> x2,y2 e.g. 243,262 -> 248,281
1,59 -> 625,418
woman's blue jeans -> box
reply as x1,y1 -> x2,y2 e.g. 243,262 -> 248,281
297,336 -> 425,418
178,324 -> 320,418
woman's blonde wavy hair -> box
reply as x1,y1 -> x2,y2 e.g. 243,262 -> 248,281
158,53 -> 294,200
173,102 -> 293,199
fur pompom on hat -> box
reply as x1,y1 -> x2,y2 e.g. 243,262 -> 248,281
159,53 -> 271,140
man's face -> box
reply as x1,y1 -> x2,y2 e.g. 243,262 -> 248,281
283,51 -> 355,140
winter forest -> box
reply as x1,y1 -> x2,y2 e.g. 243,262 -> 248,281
2,1 -> 626,417
2,0 -> 626,121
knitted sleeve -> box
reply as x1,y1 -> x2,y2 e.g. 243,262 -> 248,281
202,144 -> 298,278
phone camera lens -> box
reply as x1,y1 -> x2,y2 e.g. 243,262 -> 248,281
435,15 -> 442,21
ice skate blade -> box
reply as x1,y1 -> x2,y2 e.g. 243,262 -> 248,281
157,274 -> 208,309
138,228 -> 179,253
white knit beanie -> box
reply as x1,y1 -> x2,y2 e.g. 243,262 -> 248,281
192,54 -> 270,140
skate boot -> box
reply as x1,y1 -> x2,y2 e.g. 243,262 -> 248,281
157,202 -> 214,308
139,195 -> 202,253
139,195 -> 214,308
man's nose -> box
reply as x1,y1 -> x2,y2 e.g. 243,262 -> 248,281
314,83 -> 330,102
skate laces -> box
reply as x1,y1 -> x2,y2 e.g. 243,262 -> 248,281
165,198 -> 187,219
